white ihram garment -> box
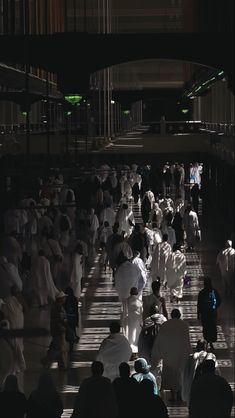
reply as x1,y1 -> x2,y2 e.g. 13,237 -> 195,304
96,333 -> 132,381
124,295 -> 143,353
166,250 -> 187,299
216,247 -> 235,292
30,255 -> 59,306
151,241 -> 172,284
70,253 -> 83,299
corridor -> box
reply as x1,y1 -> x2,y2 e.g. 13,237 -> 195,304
21,196 -> 235,418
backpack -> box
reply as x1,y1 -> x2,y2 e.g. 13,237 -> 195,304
207,290 -> 217,311
60,215 -> 70,232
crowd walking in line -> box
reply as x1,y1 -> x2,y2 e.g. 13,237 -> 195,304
0,161 -> 234,418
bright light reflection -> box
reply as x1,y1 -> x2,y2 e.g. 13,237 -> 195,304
70,361 -> 92,367
217,359 -> 233,367
167,406 -> 188,417
77,344 -> 101,350
109,144 -> 144,148
61,385 -> 79,393
62,410 -> 74,418
82,327 -> 109,333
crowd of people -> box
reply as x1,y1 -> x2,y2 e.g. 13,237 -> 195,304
0,161 -> 234,418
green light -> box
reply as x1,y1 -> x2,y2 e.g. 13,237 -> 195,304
66,111 -> 72,116
21,111 -> 27,116
181,108 -> 189,114
64,95 -> 83,105
123,110 -> 130,115
218,71 -> 224,76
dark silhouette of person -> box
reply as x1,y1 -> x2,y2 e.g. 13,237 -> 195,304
26,372 -> 63,418
197,277 -> 221,351
64,286 -> 79,352
141,194 -> 152,226
71,361 -> 118,418
0,374 -> 27,418
189,360 -> 233,418
112,362 -> 139,418
132,181 -> 140,204
172,211 -> 184,247
128,224 -> 149,261
190,183 -> 201,213
136,379 -> 169,418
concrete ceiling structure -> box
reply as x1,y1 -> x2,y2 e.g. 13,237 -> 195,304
110,0 -> 188,95
0,1 -> 233,99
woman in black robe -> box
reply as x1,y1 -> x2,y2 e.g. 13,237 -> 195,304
197,277 -> 221,350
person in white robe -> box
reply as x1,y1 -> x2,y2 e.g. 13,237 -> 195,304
162,224 -> 176,249
112,238 -> 133,264
69,244 -> 83,299
183,204 -> 200,251
0,317 -> 16,388
25,201 -> 41,256
182,338 -> 219,405
124,287 -> 143,354
114,255 -> 145,325
88,208 -> 99,246
1,232 -> 22,269
40,231 -> 63,288
151,308 -> 191,401
96,321 -> 132,382
166,244 -> 187,302
150,234 -> 172,285
115,204 -> 135,238
119,173 -> 127,197
144,190 -> 155,209
131,251 -> 148,291
144,225 -> 162,267
148,203 -> 163,229
114,257 -> 146,301
99,205 -> 116,228
29,250 -> 59,307
58,210 -> 72,250
99,221 -> 113,245
216,240 -> 235,294
2,286 -> 26,370
0,256 -> 22,298
123,179 -> 133,201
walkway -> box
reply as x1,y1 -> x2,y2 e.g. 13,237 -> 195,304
21,198 -> 235,418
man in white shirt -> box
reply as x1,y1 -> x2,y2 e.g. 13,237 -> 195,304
96,322 -> 132,382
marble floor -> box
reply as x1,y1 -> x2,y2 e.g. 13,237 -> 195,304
19,198 -> 235,418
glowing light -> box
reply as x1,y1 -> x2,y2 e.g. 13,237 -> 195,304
181,109 -> 189,114
21,111 -> 27,116
123,110 -> 130,115
64,95 -> 83,104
